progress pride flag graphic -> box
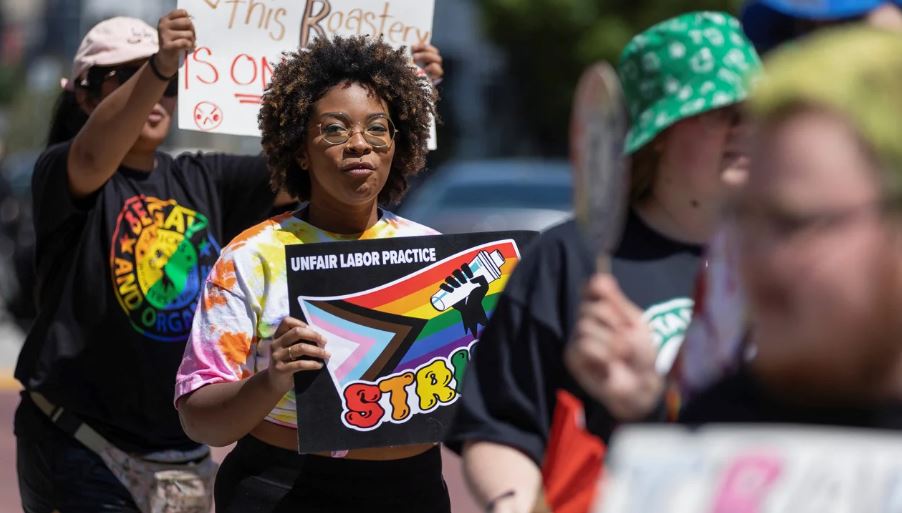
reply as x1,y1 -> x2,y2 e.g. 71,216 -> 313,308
286,232 -> 536,453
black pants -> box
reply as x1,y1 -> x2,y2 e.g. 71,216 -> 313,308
15,396 -> 139,513
215,435 -> 451,513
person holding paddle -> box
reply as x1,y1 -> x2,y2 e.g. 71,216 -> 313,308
448,12 -> 761,513
14,8 -> 444,513
175,35 -> 451,513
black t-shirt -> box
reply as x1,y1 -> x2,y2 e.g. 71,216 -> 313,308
15,142 -> 276,453
447,211 -> 702,465
679,366 -> 902,429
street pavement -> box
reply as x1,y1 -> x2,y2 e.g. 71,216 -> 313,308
0,391 -> 20,513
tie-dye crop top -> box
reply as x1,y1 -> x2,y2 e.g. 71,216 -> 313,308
174,209 -> 438,428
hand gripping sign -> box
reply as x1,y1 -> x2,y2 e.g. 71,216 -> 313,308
286,231 -> 535,453
177,0 -> 435,137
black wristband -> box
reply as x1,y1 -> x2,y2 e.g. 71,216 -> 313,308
485,490 -> 516,513
148,53 -> 177,81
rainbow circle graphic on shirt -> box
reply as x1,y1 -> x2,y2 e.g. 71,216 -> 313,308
110,195 -> 221,342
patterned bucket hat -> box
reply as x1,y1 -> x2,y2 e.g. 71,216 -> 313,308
619,12 -> 763,154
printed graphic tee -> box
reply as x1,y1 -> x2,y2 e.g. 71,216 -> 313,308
15,142 -> 275,453
447,212 -> 702,464
175,210 -> 438,428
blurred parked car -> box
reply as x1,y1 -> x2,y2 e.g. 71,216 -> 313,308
399,159 -> 572,234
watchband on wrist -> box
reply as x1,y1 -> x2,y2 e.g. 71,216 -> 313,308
148,53 -> 177,81
486,490 -> 516,513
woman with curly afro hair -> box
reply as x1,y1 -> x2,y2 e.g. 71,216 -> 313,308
175,36 -> 450,513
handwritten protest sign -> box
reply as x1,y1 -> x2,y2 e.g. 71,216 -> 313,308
594,425 -> 902,513
177,0 -> 435,137
286,232 -> 536,453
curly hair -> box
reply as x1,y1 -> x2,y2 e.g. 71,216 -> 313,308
259,36 -> 437,205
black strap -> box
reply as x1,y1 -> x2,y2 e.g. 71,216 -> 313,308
29,391 -> 209,463
148,53 -> 177,82
29,391 -> 81,435
29,391 -> 111,454
485,490 -> 516,513
50,405 -> 84,437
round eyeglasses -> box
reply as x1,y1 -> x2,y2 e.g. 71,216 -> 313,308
317,118 -> 396,148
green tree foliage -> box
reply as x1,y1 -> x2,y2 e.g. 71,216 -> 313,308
0,64 -> 22,106
479,0 -> 743,155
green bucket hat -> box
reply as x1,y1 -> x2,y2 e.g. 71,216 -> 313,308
619,11 -> 763,154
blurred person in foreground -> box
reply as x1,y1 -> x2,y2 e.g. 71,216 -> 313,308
448,12 -> 761,513
671,0 -> 902,407
680,27 -> 902,424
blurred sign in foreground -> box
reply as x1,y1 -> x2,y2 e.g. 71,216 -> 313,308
595,425 -> 902,513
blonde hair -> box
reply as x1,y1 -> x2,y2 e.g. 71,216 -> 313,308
750,27 -> 902,197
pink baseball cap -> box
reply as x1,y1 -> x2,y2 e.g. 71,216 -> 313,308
64,17 -> 159,91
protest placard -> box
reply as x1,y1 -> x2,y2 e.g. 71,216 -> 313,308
177,0 -> 434,137
286,231 -> 536,453
594,425 -> 902,513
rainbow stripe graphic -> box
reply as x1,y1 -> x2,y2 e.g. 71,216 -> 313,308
297,240 -> 521,389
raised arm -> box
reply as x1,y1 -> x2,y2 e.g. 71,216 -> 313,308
412,43 -> 444,85
67,10 -> 195,198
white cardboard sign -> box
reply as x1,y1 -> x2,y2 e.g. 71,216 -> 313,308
594,425 -> 902,513
176,0 -> 435,137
